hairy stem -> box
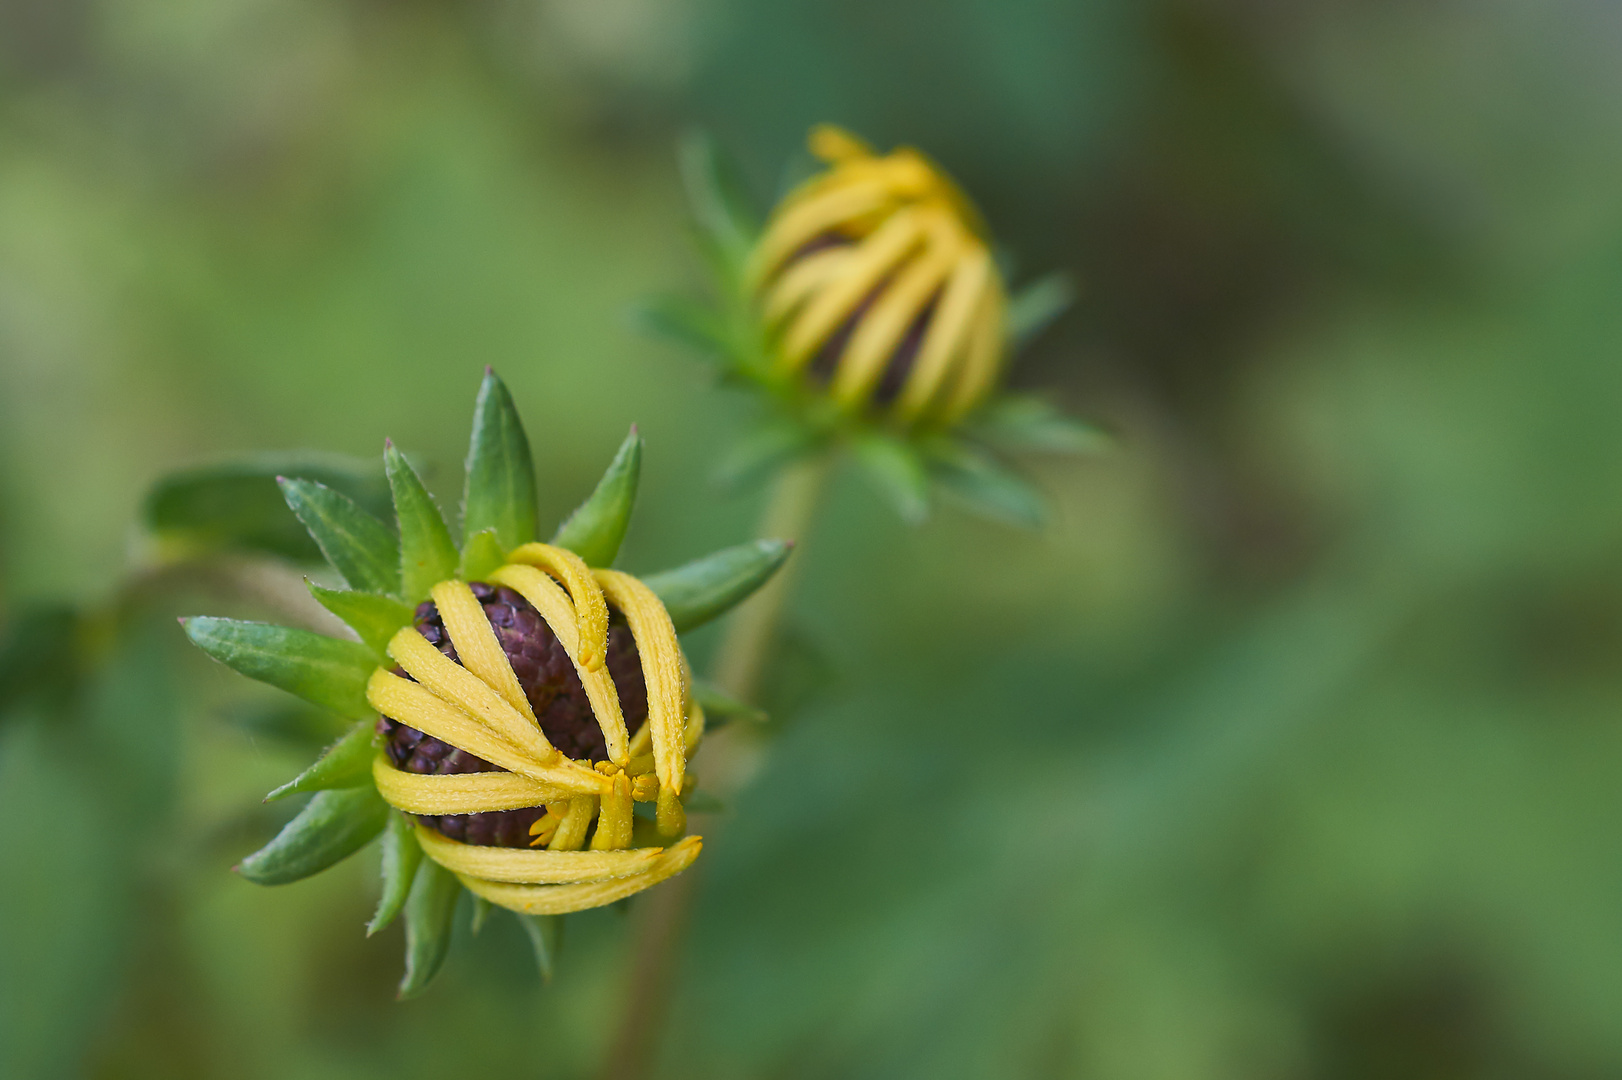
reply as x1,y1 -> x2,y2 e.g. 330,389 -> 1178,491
599,453 -> 833,1080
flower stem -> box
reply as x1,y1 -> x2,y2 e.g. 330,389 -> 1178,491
598,452 -> 833,1080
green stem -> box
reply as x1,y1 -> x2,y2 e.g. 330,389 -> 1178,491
598,452 -> 833,1080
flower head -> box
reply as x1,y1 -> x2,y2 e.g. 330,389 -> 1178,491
183,370 -> 789,995
646,124 -> 1104,526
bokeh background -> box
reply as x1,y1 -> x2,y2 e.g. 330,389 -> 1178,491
5,1 -> 1622,1077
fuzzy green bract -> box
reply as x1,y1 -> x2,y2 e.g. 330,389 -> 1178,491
176,369 -> 794,996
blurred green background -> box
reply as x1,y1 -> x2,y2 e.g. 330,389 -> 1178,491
4,1 -> 1622,1077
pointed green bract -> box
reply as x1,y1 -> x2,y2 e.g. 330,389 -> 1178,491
399,858 -> 461,999
469,894 -> 493,935
970,395 -> 1109,455
643,539 -> 793,634
679,130 -> 759,272
264,721 -> 376,802
714,420 -> 822,491
385,443 -> 461,603
634,296 -> 733,363
1006,272 -> 1075,349
462,370 -> 538,553
552,427 -> 642,567
307,583 -> 413,658
143,453 -> 389,564
236,786 -> 389,885
458,528 -> 507,582
183,618 -> 377,720
518,914 -> 564,983
279,478 -> 401,595
926,440 -> 1048,528
692,678 -> 768,727
853,433 -> 930,525
369,812 -> 422,936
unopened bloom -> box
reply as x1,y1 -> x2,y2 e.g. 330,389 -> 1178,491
185,370 -> 788,994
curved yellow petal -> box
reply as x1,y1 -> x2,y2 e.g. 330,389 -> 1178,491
388,626 -> 556,763
762,246 -> 853,326
893,244 -> 993,422
431,580 -> 537,724
503,543 -> 609,671
459,836 -> 703,915
372,754 -> 573,814
747,178 -> 892,289
417,825 -> 659,883
593,569 -> 686,798
938,277 -> 1006,423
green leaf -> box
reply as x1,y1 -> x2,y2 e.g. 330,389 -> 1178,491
714,419 -> 823,491
969,395 -> 1109,454
517,914 -> 564,983
385,442 -> 460,603
264,721 -> 376,802
278,478 -> 401,595
458,528 -> 507,582
183,618 -> 378,720
1006,272 -> 1075,350
692,678 -> 768,727
925,440 -> 1048,528
398,858 -> 461,999
853,434 -> 931,525
307,583 -> 413,658
633,295 -> 733,363
143,453 -> 388,562
462,369 -> 538,553
236,786 -> 389,885
678,130 -> 759,268
368,812 -> 422,936
643,540 -> 794,634
551,427 -> 642,567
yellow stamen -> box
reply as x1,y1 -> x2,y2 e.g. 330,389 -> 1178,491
548,795 -> 597,851
591,773 -> 634,851
457,836 -> 703,915
503,542 -> 609,671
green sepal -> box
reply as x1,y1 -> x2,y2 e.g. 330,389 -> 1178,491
968,395 -> 1109,455
678,130 -> 759,272
924,440 -> 1048,528
385,442 -> 461,604
552,427 -> 642,567
307,583 -> 413,658
691,678 -> 767,727
278,477 -> 401,595
398,858 -> 462,999
714,419 -> 823,491
469,894 -> 493,935
264,721 -> 376,802
853,433 -> 931,525
633,296 -> 734,366
458,528 -> 507,582
1006,272 -> 1075,350
518,914 -> 564,983
236,785 -> 389,885
142,453 -> 389,563
462,369 -> 538,553
369,812 -> 422,936
643,540 -> 794,634
182,617 -> 378,720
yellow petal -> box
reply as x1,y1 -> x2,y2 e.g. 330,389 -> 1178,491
417,825 -> 659,883
808,124 -> 873,163
503,543 -> 609,672
388,626 -> 556,763
893,243 -> 993,422
372,753 -> 573,814
431,580 -> 537,724
762,245 -> 853,326
779,208 -> 926,374
594,570 -> 687,798
489,563 -> 630,766
459,836 -> 703,915
938,276 -> 1006,422
746,178 -> 892,289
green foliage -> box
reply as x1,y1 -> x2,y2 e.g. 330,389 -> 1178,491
1005,272 -> 1075,349
634,295 -> 735,366
462,369 -> 538,553
852,434 -> 931,524
678,130 -> 760,274
714,419 -> 825,490
278,477 -> 402,595
552,426 -> 643,567
369,812 -> 423,937
399,859 -> 462,999
643,540 -> 794,634
923,439 -> 1048,527
969,394 -> 1109,454
518,914 -> 564,983
235,786 -> 390,885
306,583 -> 413,658
143,454 -> 388,562
385,442 -> 461,604
264,721 -> 376,801
182,617 -> 378,720
458,528 -> 508,582
0,605 -> 80,719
